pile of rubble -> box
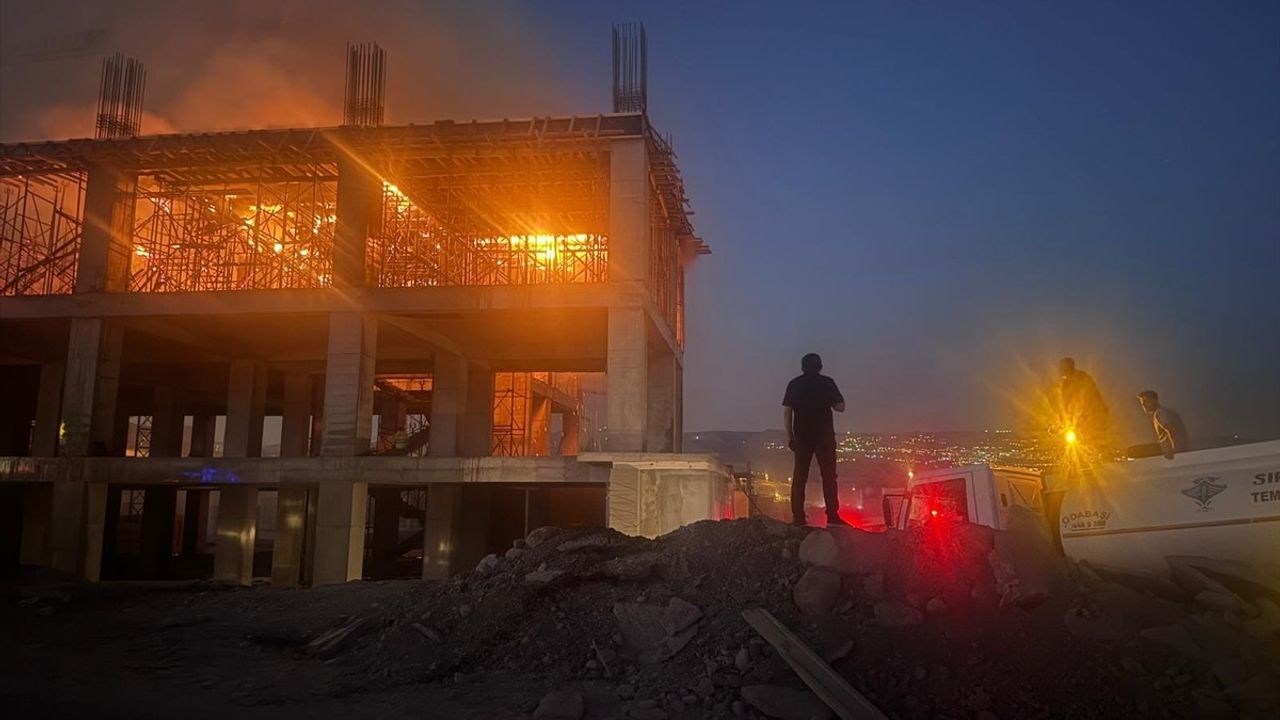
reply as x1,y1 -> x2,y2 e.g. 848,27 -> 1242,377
317,512 -> 1279,719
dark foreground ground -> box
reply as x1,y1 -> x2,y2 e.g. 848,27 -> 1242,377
2,518 -> 1277,720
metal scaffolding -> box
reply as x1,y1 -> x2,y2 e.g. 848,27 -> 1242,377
0,173 -> 85,296
492,371 -> 532,456
491,371 -> 588,457
370,160 -> 611,287
0,114 -> 703,298
128,169 -> 337,292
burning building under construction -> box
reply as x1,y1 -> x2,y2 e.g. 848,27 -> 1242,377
0,32 -> 728,586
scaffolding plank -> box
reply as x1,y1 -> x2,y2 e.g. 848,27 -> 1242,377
741,608 -> 888,720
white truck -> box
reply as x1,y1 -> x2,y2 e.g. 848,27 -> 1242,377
882,439 -> 1280,576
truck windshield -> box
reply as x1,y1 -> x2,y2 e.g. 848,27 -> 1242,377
907,478 -> 969,527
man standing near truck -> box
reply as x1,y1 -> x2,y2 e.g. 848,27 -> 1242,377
1055,357 -> 1111,446
783,353 -> 847,527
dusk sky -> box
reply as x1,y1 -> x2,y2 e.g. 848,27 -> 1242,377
2,1 -> 1277,441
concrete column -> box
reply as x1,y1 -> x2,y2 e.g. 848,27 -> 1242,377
309,378 -> 326,456
75,164 -> 136,294
560,411 -> 581,457
321,313 -> 377,457
48,480 -> 108,581
60,318 -> 124,457
312,481 -> 367,585
181,490 -> 210,555
645,350 -> 677,453
333,157 -> 379,288
429,351 -> 468,457
605,306 -> 648,451
138,487 -> 177,578
270,486 -> 308,586
280,373 -> 312,457
461,364 -> 494,457
212,485 -> 258,586
368,486 -> 402,572
529,395 -> 551,456
376,390 -> 406,452
20,484 -> 53,565
224,360 -> 267,458
609,137 -> 650,285
423,484 -> 461,580
673,362 -> 684,453
189,415 -> 217,457
150,386 -> 184,458
31,362 -> 64,456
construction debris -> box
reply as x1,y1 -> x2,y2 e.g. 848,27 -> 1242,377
4,516 -> 1278,719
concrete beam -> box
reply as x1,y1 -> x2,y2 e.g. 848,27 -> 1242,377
224,361 -> 267,458
312,480 -> 367,585
0,455 -> 597,486
212,485 -> 258,585
60,318 -> 123,457
0,280 -> 620,321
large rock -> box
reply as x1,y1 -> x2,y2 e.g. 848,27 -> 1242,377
662,597 -> 703,635
740,685 -> 833,720
475,553 -> 500,574
614,602 -> 698,664
798,528 -> 890,576
526,526 -> 562,548
793,568 -> 842,615
533,689 -> 585,719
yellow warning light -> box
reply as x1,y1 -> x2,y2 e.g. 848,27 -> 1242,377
1064,429 -> 1079,445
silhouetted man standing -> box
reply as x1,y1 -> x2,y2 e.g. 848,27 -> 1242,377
1056,357 -> 1110,444
783,353 -> 846,527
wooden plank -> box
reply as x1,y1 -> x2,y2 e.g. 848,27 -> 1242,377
742,608 -> 888,720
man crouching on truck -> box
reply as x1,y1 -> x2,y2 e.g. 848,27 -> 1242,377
1138,390 -> 1190,459
783,353 -> 847,527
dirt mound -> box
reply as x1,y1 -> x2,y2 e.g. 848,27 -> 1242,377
314,516 -> 1279,719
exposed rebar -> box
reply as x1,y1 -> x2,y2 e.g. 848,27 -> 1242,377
95,54 -> 145,139
612,23 -> 647,114
344,43 -> 387,127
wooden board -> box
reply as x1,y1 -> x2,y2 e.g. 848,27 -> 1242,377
742,608 -> 889,720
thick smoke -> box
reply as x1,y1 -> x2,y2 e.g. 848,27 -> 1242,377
0,0 -> 576,141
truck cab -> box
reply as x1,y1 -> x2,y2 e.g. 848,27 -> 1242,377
883,464 -> 1045,531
